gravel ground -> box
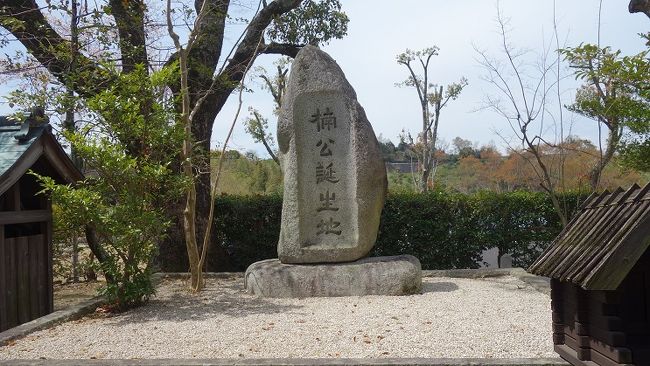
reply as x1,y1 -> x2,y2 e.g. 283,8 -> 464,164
0,275 -> 554,359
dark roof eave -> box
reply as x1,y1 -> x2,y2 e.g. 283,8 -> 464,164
41,131 -> 84,182
0,128 -> 83,196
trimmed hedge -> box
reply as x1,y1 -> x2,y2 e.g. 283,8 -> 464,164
372,191 -> 483,269
208,190 -> 587,271
210,194 -> 281,271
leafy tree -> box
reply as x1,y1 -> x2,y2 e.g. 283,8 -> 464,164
257,56 -> 292,111
452,137 -> 480,159
35,67 -> 184,310
562,38 -> 650,175
396,47 -> 467,192
211,150 -> 282,195
430,136 -> 646,195
377,135 -> 398,162
0,0 -> 349,273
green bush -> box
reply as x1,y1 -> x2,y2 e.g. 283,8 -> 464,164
372,191 -> 484,269
208,190 -> 588,271
40,66 -> 183,310
469,191 -> 566,268
211,194 -> 282,271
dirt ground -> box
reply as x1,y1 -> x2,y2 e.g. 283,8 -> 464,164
53,281 -> 104,311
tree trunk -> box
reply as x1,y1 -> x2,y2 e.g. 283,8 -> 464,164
157,111 -> 235,272
419,162 -> 430,192
419,100 -> 430,193
588,126 -> 620,190
427,87 -> 443,190
84,225 -> 114,283
2,0 -> 304,275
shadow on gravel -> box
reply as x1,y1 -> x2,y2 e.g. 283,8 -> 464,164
421,281 -> 459,293
105,278 -> 305,325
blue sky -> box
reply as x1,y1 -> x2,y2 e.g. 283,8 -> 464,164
1,1 -> 648,157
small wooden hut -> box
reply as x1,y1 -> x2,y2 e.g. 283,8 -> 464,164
0,110 -> 83,332
529,183 -> 650,366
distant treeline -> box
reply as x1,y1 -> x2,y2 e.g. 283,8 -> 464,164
213,134 -> 648,195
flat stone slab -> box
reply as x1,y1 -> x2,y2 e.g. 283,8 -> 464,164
245,255 -> 422,298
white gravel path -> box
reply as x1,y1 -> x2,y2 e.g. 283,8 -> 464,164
0,275 -> 554,360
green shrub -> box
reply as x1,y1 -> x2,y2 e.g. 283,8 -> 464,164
372,191 -> 484,269
211,194 -> 282,270
207,190 -> 588,271
39,66 -> 183,310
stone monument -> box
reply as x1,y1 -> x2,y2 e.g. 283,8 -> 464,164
245,46 -> 422,298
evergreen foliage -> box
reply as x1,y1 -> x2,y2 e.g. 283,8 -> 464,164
36,67 -> 184,310
205,190 -> 588,271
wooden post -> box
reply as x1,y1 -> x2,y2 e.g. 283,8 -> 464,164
45,199 -> 53,313
574,286 -> 591,361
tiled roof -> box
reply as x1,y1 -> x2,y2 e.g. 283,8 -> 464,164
0,116 -> 48,180
0,111 -> 82,194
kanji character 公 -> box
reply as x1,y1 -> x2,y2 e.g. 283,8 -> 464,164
316,138 -> 335,156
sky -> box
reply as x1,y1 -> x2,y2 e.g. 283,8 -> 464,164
212,0 -> 649,157
1,1 -> 648,158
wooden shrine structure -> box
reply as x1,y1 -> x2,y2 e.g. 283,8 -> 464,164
529,183 -> 650,366
0,110 -> 82,332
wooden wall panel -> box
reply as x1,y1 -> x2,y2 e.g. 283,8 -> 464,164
45,213 -> 52,313
5,237 -> 17,330
16,236 -> 29,324
1,233 -> 50,332
28,235 -> 40,319
36,232 -> 47,316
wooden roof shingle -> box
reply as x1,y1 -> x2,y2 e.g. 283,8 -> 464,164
528,183 -> 650,290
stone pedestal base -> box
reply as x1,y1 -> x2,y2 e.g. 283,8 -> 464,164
244,255 -> 422,298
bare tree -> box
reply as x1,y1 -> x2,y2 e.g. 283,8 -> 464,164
396,47 -> 467,192
476,3 -> 569,226
243,57 -> 291,164
167,0 -> 267,291
244,108 -> 279,164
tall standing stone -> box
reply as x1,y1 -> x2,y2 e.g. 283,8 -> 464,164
277,46 -> 387,264
244,46 -> 421,298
